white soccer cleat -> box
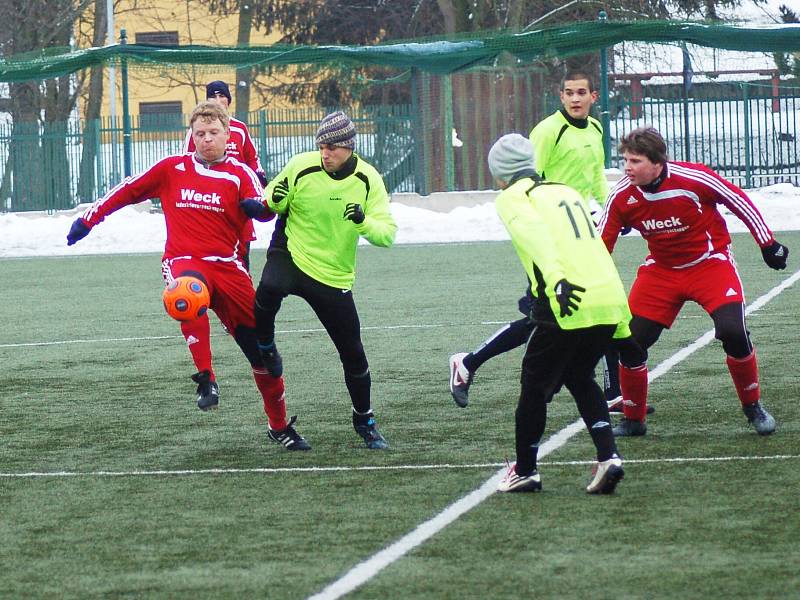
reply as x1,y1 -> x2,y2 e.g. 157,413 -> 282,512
449,352 -> 473,408
586,456 -> 624,494
497,462 -> 542,493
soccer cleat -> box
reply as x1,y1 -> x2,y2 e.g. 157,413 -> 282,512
353,413 -> 389,449
497,462 -> 542,493
586,456 -> 624,494
743,401 -> 776,435
612,417 -> 647,437
449,352 -> 474,408
267,415 -> 311,450
607,396 -> 655,415
258,342 -> 283,377
191,370 -> 219,411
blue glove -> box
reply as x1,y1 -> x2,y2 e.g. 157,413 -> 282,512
343,203 -> 365,224
620,225 -> 632,236
240,199 -> 267,219
257,171 -> 268,187
67,218 -> 91,246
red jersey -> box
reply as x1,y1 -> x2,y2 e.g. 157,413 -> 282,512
81,154 -> 267,261
598,162 -> 774,268
184,117 -> 265,246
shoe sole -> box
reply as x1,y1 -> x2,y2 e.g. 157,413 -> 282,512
268,436 -> 312,451
197,401 -> 219,411
587,465 -> 624,494
751,422 -> 776,436
498,480 -> 542,493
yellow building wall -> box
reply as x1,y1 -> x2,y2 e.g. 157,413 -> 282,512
98,0 -> 282,118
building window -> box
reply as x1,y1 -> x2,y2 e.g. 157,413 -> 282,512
139,101 -> 183,131
135,31 -> 179,46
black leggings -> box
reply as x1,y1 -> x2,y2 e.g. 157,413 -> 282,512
254,250 -> 369,375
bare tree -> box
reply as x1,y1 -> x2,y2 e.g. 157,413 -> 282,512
0,0 -> 93,209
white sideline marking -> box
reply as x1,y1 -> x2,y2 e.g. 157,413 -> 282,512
307,270 -> 800,600
3,454 -> 797,479
0,310 -> 720,349
0,323 -> 499,349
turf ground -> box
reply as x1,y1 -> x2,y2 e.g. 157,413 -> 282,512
1,233 -> 799,599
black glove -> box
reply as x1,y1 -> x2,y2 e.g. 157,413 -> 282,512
257,171 -> 268,187
343,203 -> 365,224
240,199 -> 267,219
66,218 -> 91,246
271,177 -> 289,204
761,240 -> 788,270
554,278 -> 586,317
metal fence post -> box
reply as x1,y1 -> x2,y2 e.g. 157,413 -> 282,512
599,10 -> 611,169
443,73 -> 455,191
120,29 -> 132,177
743,83 -> 752,189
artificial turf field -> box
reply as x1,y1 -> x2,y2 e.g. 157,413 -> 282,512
1,233 -> 799,599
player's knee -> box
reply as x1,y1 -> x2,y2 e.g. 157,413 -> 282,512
254,282 -> 282,310
618,337 -> 647,369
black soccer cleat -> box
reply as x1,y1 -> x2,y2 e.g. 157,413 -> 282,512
612,417 -> 647,437
191,370 -> 220,411
743,401 -> 776,435
268,415 -> 311,451
353,412 -> 389,449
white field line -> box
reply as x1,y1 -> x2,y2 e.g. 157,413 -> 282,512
0,310 -> 729,349
306,269 -> 800,600
3,454 -> 798,479
0,323 -> 501,349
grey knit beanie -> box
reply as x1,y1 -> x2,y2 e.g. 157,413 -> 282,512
315,111 -> 356,149
488,133 -> 536,182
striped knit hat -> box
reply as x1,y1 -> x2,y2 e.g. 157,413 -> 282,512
315,111 -> 356,149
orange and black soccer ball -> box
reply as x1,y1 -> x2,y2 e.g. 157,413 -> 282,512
162,276 -> 210,322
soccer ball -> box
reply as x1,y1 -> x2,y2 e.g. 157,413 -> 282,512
162,276 -> 210,322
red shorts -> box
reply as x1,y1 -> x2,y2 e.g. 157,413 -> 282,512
628,253 -> 745,328
162,257 -> 256,331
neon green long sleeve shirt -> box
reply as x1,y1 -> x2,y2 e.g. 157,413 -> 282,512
529,110 -> 608,206
494,176 -> 630,333
265,151 -> 396,289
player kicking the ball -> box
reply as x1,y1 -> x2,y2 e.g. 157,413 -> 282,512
66,100 -> 310,450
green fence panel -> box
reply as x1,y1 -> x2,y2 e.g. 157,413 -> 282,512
0,83 -> 798,213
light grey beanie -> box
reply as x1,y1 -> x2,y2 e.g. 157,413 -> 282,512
488,133 -> 536,182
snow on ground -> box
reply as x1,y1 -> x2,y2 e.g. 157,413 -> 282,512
1,183 -> 798,258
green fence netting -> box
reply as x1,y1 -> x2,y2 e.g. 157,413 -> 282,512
1,21 -> 800,81
1,20 -> 799,211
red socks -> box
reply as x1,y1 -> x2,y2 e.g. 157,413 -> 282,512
181,315 -> 213,378
620,363 -> 649,422
253,369 -> 288,430
726,350 -> 760,406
